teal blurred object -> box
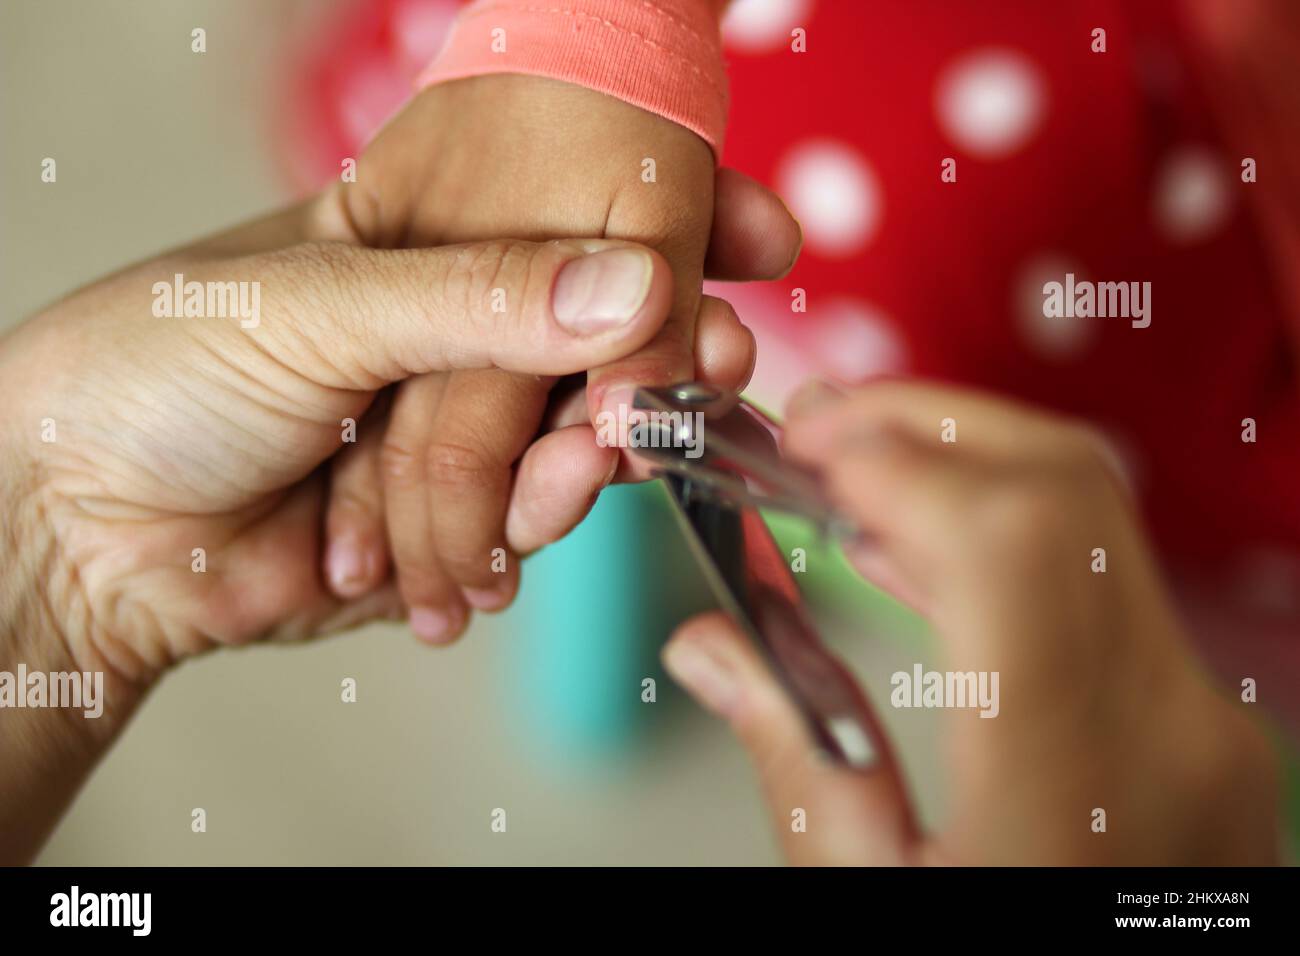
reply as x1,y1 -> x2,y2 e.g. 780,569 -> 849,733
504,482 -> 716,762
502,481 -> 929,765
500,386 -> 926,765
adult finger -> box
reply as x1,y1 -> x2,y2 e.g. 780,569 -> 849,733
664,612 -> 917,865
783,379 -> 1099,466
200,237 -> 675,390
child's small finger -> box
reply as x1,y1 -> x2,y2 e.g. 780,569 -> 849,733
323,414 -> 389,600
378,374 -> 471,646
706,167 -> 803,281
505,425 -> 618,556
694,295 -> 756,393
425,370 -> 543,612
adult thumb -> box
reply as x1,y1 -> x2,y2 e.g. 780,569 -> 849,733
243,237 -> 673,389
663,612 -> 918,866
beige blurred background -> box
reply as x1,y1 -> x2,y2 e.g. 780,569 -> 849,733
2,0 -> 941,865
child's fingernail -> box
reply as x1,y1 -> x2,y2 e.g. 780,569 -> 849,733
786,378 -> 846,419
594,385 -> 637,441
664,641 -> 739,717
409,606 -> 457,644
326,536 -> 368,595
553,249 -> 653,334
462,582 -> 510,612
601,449 -> 621,488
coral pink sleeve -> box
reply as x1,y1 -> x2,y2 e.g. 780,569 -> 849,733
417,0 -> 730,158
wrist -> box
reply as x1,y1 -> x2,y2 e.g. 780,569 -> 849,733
0,425 -> 141,863
418,0 -> 729,158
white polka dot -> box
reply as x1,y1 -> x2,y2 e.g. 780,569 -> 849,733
1153,146 -> 1230,243
935,49 -> 1046,159
1015,254 -> 1094,360
777,141 -> 882,258
722,0 -> 812,54
806,299 -> 907,382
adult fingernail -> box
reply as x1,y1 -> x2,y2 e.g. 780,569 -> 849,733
663,641 -> 739,717
409,606 -> 458,645
462,582 -> 510,612
786,378 -> 846,419
553,249 -> 653,334
326,536 -> 368,595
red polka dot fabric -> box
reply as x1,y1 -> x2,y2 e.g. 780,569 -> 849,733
718,0 -> 1300,601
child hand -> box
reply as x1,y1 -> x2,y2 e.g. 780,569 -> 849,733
315,75 -> 800,642
662,380 -> 1279,865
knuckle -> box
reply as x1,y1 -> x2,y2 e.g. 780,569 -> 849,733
444,240 -> 532,324
425,438 -> 499,491
379,435 -> 424,489
613,187 -> 709,252
267,240 -> 366,335
274,240 -> 356,292
328,484 -> 380,523
975,477 -> 1079,560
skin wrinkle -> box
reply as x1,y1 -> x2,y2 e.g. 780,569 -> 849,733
30,479 -> 156,701
184,309 -> 351,430
280,242 -> 392,387
0,62 -> 804,861
158,355 -> 299,478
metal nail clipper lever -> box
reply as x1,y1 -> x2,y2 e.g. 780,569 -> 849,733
630,383 -> 895,771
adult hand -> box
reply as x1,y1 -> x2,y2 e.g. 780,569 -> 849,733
0,197 -> 675,862
662,381 -> 1279,865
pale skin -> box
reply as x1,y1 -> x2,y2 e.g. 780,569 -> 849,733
0,219 -> 671,863
0,73 -> 1278,866
663,380 -> 1282,865
0,75 -> 801,863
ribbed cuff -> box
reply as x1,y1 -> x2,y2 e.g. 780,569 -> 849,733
416,0 -> 728,159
